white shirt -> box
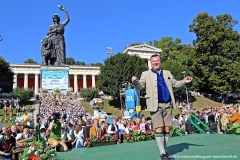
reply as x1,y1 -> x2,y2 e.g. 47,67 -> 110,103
107,124 -> 118,134
61,131 -> 71,141
74,129 -> 84,139
117,122 -> 125,131
16,133 -> 32,141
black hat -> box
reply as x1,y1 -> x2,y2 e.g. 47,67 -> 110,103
146,117 -> 151,121
40,128 -> 46,133
68,123 -> 73,127
23,125 -> 30,129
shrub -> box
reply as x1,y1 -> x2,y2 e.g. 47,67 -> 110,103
12,88 -> 34,105
79,88 -> 98,101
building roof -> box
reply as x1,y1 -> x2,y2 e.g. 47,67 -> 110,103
122,42 -> 162,54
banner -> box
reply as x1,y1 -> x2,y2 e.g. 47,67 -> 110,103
41,70 -> 69,89
126,89 -> 136,118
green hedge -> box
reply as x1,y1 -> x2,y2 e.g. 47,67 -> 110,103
12,88 -> 34,105
79,88 -> 98,101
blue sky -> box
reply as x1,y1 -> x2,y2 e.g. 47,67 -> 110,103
1,0 -> 240,64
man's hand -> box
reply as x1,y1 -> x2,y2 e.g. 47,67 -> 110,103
183,76 -> 193,84
3,152 -> 10,156
18,142 -> 24,147
131,76 -> 138,83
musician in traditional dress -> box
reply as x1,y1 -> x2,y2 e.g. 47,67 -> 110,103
39,128 -> 49,147
16,104 -> 21,116
21,106 -> 26,115
16,126 -> 33,141
8,103 -> 13,121
3,101 -> 7,121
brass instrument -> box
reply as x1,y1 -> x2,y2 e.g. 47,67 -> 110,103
12,136 -> 35,160
17,136 -> 35,145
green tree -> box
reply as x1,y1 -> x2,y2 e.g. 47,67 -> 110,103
161,60 -> 198,90
97,53 -> 148,98
0,57 -> 14,93
150,37 -> 189,64
79,88 -> 98,101
189,13 -> 240,100
66,57 -> 85,65
12,88 -> 34,105
66,57 -> 76,65
90,62 -> 103,66
24,58 -> 38,64
75,61 -> 85,65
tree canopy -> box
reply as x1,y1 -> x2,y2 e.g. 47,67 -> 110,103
189,13 -> 240,97
97,53 -> 148,98
90,62 -> 103,66
0,56 -> 14,93
66,57 -> 85,65
150,37 -> 189,64
24,58 -> 38,64
161,60 -> 197,91
12,88 -> 34,105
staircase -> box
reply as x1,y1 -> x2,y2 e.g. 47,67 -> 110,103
190,112 -> 210,134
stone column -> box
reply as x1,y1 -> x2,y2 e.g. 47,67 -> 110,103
83,74 -> 87,88
74,74 -> 78,93
13,74 -> 18,89
147,59 -> 151,69
92,75 -> 96,88
24,74 -> 28,89
34,74 -> 39,95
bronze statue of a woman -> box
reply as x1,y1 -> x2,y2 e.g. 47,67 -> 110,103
45,5 -> 70,66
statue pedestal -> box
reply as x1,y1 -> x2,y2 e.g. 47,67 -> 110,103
40,65 -> 69,92
92,106 -> 100,117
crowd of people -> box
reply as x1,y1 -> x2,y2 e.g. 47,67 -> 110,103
0,90 -> 240,159
36,92 -> 155,152
0,98 -> 27,121
39,92 -> 87,119
173,91 -> 240,134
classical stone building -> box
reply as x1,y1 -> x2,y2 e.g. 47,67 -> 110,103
10,64 -> 100,94
123,42 -> 162,68
10,43 -> 161,94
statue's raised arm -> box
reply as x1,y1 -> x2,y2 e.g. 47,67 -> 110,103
42,5 -> 70,66
58,5 -> 70,27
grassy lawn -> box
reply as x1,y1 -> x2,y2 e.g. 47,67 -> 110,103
192,96 -> 223,109
0,104 -> 32,128
81,98 -> 151,118
81,96 -> 225,118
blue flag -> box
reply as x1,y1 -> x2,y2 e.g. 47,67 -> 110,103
126,89 -> 136,118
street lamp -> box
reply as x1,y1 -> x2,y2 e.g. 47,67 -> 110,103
107,47 -> 113,57
182,71 -> 189,105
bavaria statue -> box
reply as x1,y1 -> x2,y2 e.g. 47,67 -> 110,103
41,5 -> 70,66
